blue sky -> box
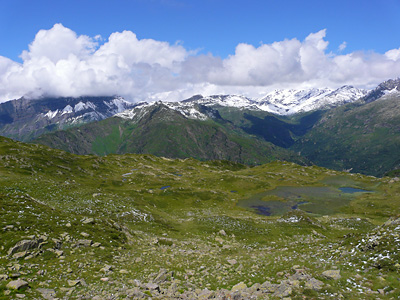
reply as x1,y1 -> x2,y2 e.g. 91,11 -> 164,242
2,0 -> 400,60
0,0 -> 400,102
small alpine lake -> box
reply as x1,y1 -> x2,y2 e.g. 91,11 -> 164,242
238,184 -> 372,216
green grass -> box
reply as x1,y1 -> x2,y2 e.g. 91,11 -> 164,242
1,136 -> 400,298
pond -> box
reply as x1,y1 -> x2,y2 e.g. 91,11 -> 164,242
237,185 -> 371,216
338,187 -> 370,194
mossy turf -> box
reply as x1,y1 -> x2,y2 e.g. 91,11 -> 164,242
1,136 -> 400,299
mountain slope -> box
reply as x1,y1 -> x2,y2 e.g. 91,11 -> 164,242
292,82 -> 400,176
182,86 -> 367,115
35,102 -> 307,165
256,85 -> 367,115
0,96 -> 137,141
1,135 -> 400,298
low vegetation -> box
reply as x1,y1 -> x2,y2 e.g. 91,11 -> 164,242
1,136 -> 400,299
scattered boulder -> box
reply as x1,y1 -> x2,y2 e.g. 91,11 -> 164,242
0,274 -> 9,281
75,239 -> 93,247
231,282 -> 247,292
81,217 -> 95,224
305,278 -> 324,291
215,236 -> 224,244
100,265 -> 113,273
36,288 -> 56,300
6,279 -> 29,290
8,238 -> 43,255
13,251 -> 27,259
68,279 -> 81,287
260,280 -> 278,293
219,229 -> 227,236
146,282 -> 160,292
322,269 -> 341,280
154,268 -> 169,283
273,283 -> 292,298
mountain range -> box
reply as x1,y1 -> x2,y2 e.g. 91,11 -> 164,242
0,96 -> 137,141
1,79 -> 400,177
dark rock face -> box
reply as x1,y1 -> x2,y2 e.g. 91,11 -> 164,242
0,96 -> 136,141
8,238 -> 44,255
362,78 -> 400,103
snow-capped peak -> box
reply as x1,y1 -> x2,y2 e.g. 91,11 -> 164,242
256,86 -> 367,115
117,86 -> 368,120
183,94 -> 258,110
116,101 -> 213,122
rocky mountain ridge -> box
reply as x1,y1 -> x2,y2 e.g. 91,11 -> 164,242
0,96 -> 137,141
0,84 -> 369,142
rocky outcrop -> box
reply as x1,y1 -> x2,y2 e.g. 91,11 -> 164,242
8,238 -> 44,256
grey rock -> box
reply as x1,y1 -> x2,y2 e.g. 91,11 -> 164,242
154,268 -> 169,283
81,217 -> 95,224
10,273 -> 21,279
305,278 -> 324,291
127,287 -> 148,299
146,282 -> 160,292
8,238 -> 43,255
273,283 -> 292,298
289,269 -> 310,281
219,229 -> 227,236
231,282 -> 247,292
13,251 -> 27,259
6,279 -> 29,290
36,288 -> 56,300
260,280 -> 278,293
75,239 -> 93,247
322,269 -> 341,280
68,279 -> 81,287
100,265 -> 113,273
0,274 -> 9,281
228,259 -> 238,265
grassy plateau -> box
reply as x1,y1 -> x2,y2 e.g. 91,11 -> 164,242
1,136 -> 400,299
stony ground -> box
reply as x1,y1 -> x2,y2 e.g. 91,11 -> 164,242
1,136 -> 400,299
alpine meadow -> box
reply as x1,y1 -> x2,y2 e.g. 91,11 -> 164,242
1,2 -> 400,299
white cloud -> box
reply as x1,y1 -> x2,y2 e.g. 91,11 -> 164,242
385,48 -> 400,61
21,24 -> 96,63
338,41 -> 347,52
1,24 -> 400,103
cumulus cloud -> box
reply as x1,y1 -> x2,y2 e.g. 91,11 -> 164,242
21,24 -> 96,63
1,24 -> 400,103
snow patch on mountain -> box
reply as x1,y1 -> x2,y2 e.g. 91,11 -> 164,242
383,87 -> 400,95
179,86 -> 367,116
42,97 -> 135,123
103,97 -> 133,114
116,101 -> 211,122
45,109 -> 59,119
183,95 -> 259,110
115,102 -> 153,121
256,86 -> 367,115
165,102 -> 209,120
117,85 -> 368,121
62,105 -> 73,115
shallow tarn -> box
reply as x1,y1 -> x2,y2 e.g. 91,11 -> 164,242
237,178 -> 373,216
